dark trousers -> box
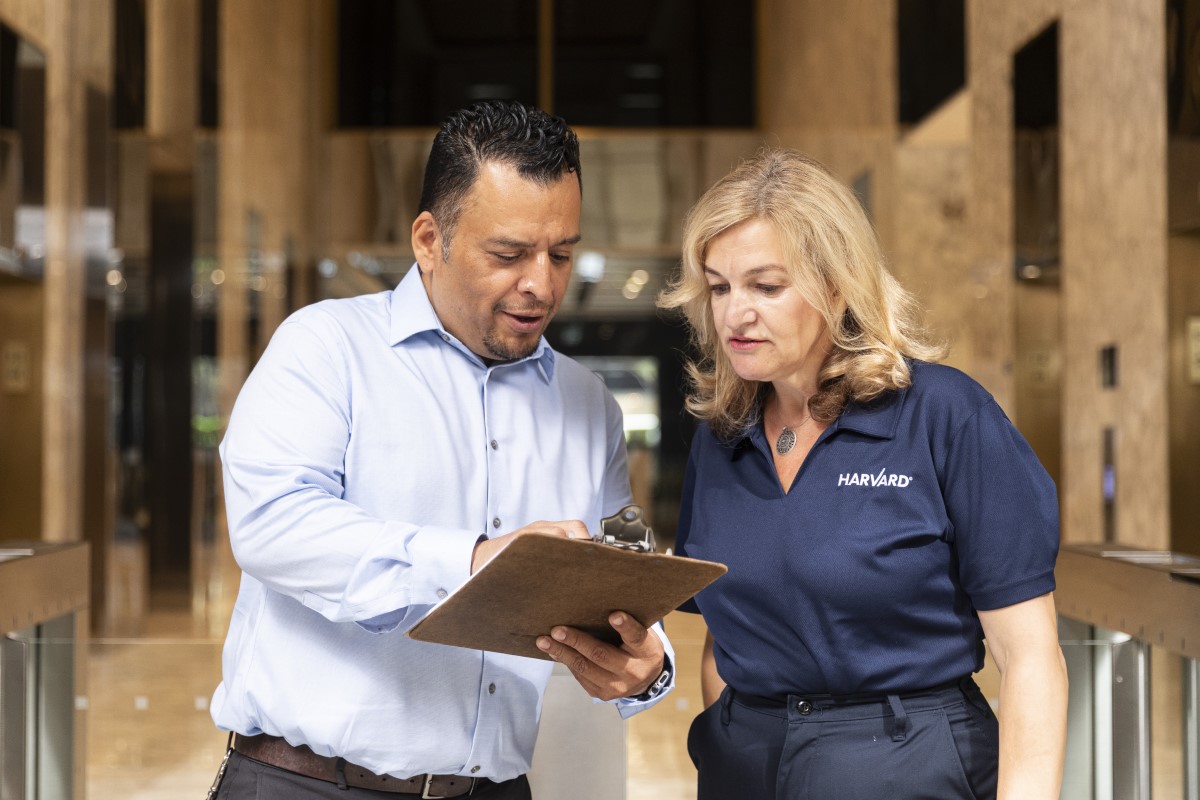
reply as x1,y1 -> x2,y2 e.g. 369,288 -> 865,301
688,678 -> 999,800
212,752 -> 533,800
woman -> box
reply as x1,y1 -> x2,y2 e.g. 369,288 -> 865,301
659,149 -> 1067,799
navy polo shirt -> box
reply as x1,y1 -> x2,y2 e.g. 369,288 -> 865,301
675,361 -> 1059,697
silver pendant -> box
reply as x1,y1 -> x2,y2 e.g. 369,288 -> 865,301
775,426 -> 796,455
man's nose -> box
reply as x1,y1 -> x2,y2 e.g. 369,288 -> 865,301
518,255 -> 554,300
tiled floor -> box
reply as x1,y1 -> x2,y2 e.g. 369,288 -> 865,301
83,607 -> 708,800
85,604 -> 1006,800
75,562 -> 1191,800
85,614 -> 228,800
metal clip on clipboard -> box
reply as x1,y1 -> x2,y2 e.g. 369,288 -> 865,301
595,504 -> 666,554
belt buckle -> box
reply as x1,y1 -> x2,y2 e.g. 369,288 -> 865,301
421,774 -> 476,799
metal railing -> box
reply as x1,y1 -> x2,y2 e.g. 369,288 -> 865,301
1055,543 -> 1200,800
0,542 -> 88,800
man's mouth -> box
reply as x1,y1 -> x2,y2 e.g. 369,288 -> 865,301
500,309 -> 547,333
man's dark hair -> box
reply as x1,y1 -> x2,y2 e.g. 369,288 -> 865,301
419,101 -> 582,254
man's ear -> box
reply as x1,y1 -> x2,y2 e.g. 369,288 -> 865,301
411,211 -> 441,273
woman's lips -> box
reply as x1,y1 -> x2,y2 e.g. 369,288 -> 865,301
728,337 -> 764,352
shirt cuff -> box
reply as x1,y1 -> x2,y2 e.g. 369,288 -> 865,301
612,628 -> 675,718
407,524 -> 482,604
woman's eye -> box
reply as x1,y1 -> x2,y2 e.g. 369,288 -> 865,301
757,284 -> 783,295
708,284 -> 729,296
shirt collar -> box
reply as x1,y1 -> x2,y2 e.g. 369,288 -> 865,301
724,382 -> 907,459
832,387 -> 907,439
388,264 -> 556,382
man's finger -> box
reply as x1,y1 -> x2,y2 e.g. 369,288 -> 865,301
543,627 -> 622,676
537,636 -> 641,701
609,613 -> 653,652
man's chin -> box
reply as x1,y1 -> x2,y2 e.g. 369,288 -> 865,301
483,332 -> 542,363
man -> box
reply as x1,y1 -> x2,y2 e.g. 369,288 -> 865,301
208,101 -> 673,799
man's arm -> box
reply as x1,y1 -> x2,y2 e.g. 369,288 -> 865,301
223,313 -> 498,633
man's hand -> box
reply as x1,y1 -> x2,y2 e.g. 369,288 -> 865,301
471,519 -> 590,574
535,612 -> 666,701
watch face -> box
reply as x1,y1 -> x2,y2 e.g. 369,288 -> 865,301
639,668 -> 670,700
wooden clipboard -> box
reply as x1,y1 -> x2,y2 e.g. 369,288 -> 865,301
405,532 -> 727,660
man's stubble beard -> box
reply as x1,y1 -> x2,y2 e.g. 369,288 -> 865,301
483,300 -> 555,362
482,327 -> 540,362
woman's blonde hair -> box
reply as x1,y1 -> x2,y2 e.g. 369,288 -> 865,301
658,148 -> 945,440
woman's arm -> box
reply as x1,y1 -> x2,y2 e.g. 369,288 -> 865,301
701,629 -> 727,708
977,592 -> 1068,800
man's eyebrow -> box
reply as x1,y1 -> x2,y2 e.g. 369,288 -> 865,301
486,234 -> 583,248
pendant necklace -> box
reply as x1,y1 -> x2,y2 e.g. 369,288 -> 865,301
773,410 -> 812,455
775,426 -> 798,455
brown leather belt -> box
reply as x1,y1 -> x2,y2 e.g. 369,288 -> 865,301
232,734 -> 485,797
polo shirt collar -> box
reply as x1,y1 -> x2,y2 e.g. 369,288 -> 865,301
832,387 -> 907,439
724,382 -> 908,458
388,264 -> 556,382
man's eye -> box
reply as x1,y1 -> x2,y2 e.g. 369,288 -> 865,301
494,253 -> 521,264
550,252 -> 572,264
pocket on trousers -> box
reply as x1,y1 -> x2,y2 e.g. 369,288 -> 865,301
943,699 -> 999,800
687,695 -> 721,768
212,752 -> 251,799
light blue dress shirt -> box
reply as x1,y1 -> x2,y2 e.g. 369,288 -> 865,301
211,265 -> 674,781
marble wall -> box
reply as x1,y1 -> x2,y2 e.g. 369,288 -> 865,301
760,0 -> 1173,548
972,0 -> 1169,548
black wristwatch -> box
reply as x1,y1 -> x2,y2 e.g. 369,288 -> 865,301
629,655 -> 672,702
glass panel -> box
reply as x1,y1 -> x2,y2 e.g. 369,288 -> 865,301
337,0 -> 539,127
896,0 -> 966,125
1151,644 -> 1188,800
1058,638 -> 1196,800
554,0 -> 754,127
2,616 -> 78,800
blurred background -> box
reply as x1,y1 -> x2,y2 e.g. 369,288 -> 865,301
0,0 -> 1198,798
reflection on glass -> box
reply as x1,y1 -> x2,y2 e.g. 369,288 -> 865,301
577,355 -> 660,448
554,0 -> 754,127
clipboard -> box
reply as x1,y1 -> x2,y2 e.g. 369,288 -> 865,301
405,506 -> 727,660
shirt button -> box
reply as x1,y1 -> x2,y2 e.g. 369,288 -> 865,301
796,699 -> 813,716
436,589 -> 447,599
492,518 -> 501,529
441,333 -> 449,342
488,683 -> 496,694
490,440 -> 498,450
470,766 -> 480,774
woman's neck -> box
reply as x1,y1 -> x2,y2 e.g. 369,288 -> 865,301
767,381 -> 816,425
